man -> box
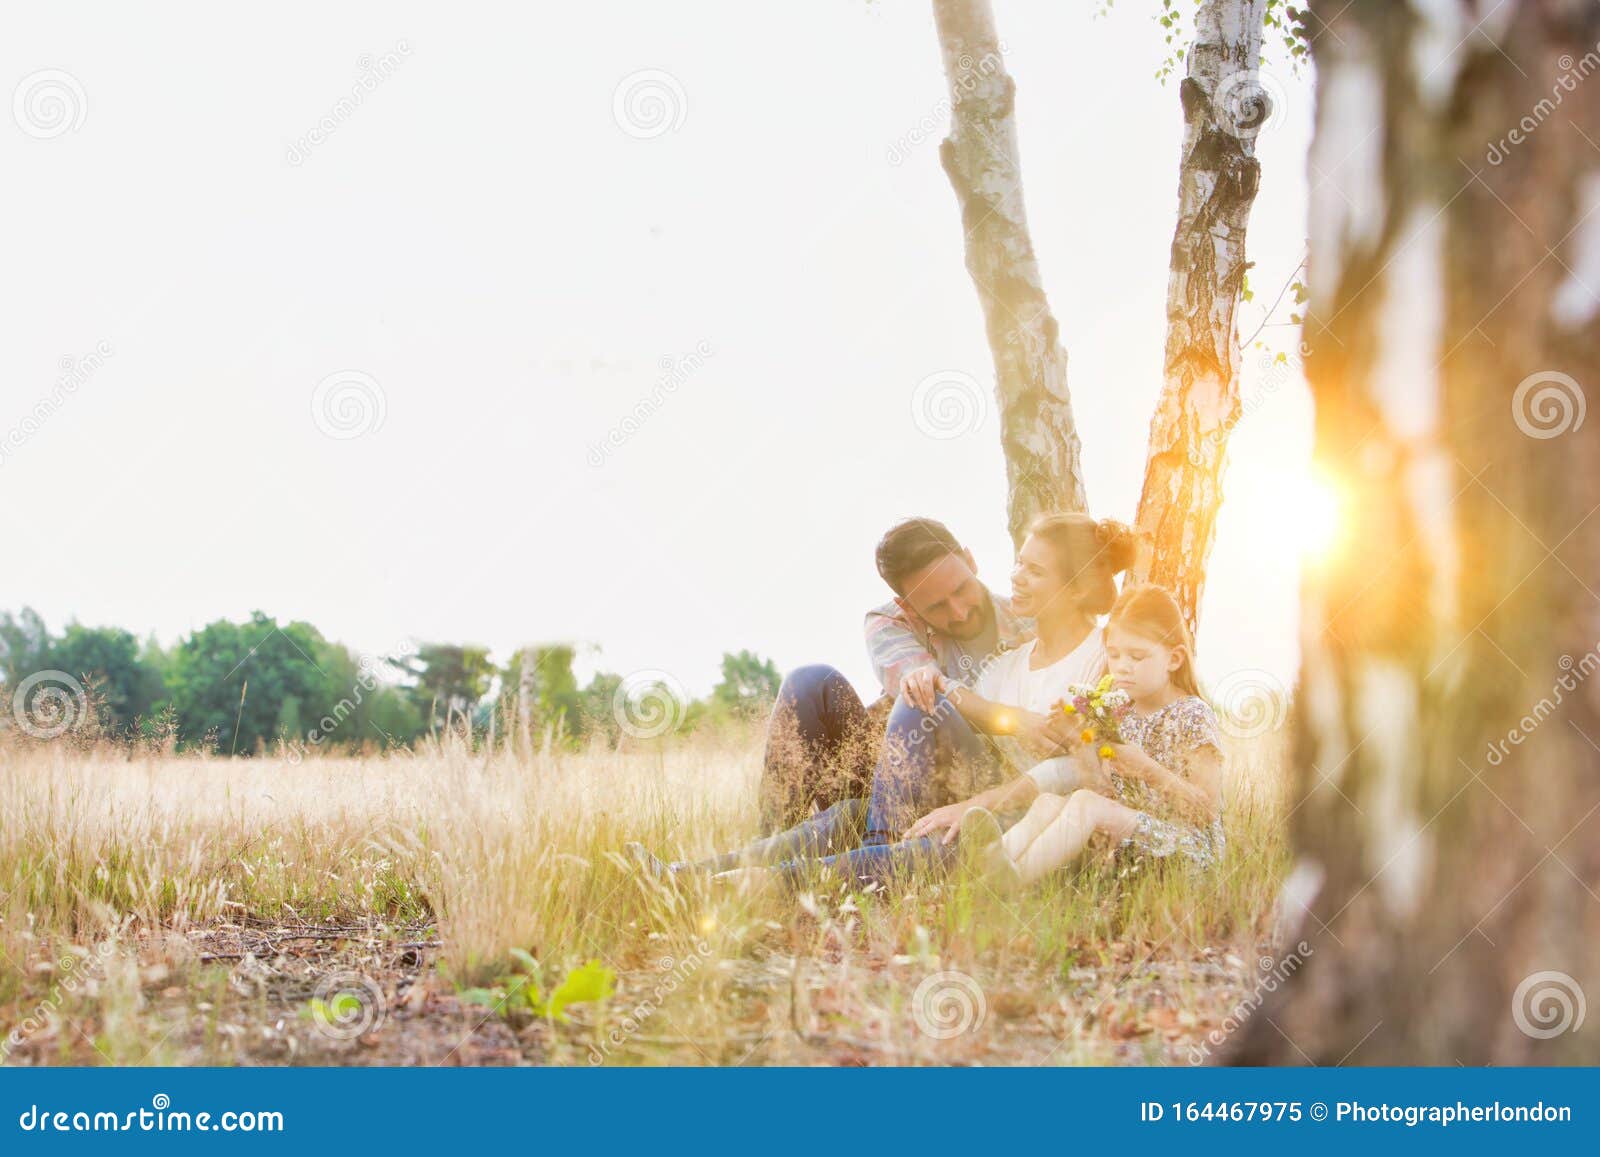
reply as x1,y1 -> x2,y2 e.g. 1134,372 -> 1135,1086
756,516 -> 1031,833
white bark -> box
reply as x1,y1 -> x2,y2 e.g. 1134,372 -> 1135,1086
933,0 -> 1088,544
1132,0 -> 1269,631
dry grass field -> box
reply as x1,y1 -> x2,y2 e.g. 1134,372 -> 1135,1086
0,723 -> 1294,1066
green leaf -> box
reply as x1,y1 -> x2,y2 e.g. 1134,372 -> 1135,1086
506,975 -> 542,1011
543,959 -> 617,1021
460,987 -> 502,1008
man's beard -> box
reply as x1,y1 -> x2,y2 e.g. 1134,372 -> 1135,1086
946,592 -> 993,641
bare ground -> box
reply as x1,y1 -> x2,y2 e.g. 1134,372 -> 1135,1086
6,914 -> 1274,1067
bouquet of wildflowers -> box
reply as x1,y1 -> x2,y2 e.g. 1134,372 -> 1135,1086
1055,674 -> 1132,759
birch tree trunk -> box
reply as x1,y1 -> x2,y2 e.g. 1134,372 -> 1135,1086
1131,0 -> 1269,632
934,0 -> 1089,545
1229,0 -> 1600,1064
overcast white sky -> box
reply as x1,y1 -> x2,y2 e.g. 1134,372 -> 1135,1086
3,0 -> 1315,701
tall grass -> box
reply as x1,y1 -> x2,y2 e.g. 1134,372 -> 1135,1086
0,723 -> 1290,1065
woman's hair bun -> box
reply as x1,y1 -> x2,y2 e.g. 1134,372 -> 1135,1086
1093,518 -> 1139,574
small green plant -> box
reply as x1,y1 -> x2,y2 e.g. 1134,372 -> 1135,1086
460,950 -> 616,1023
302,992 -> 364,1027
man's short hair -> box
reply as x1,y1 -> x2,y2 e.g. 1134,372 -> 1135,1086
875,517 -> 965,595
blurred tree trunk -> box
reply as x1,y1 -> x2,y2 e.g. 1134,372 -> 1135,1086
518,645 -> 538,755
1230,0 -> 1600,1064
1132,0 -> 1268,632
934,0 -> 1088,545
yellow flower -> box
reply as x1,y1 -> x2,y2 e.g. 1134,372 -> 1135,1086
1099,745 -> 1115,760
1080,729 -> 1095,744
1062,702 -> 1077,715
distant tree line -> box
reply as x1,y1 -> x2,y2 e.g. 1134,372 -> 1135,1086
0,607 -> 781,755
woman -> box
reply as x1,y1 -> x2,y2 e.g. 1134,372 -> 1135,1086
629,513 -> 1138,888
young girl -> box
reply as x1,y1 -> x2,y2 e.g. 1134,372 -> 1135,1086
968,583 -> 1225,886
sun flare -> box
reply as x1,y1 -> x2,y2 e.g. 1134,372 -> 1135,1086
1295,471 -> 1346,563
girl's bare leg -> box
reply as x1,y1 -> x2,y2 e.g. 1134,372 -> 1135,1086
1000,793 -> 1071,865
1013,790 -> 1141,886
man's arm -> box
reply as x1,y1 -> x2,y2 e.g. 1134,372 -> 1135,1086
863,606 -> 938,700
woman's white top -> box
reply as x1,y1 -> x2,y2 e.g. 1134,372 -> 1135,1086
974,630 -> 1106,713
972,628 -> 1106,776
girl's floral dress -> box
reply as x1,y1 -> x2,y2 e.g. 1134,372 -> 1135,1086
1111,696 -> 1225,870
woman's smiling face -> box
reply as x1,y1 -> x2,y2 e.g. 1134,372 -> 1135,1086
1009,533 -> 1069,617
1106,622 -> 1182,701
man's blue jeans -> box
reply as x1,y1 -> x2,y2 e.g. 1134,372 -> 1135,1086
694,680 -> 1005,885
861,691 -> 996,839
757,664 -> 876,835
772,690 -> 1004,887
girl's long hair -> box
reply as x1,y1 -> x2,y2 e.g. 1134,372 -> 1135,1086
1107,583 -> 1201,698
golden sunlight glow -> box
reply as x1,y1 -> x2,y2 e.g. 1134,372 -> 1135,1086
1294,470 -> 1346,564
1243,462 -> 1348,568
